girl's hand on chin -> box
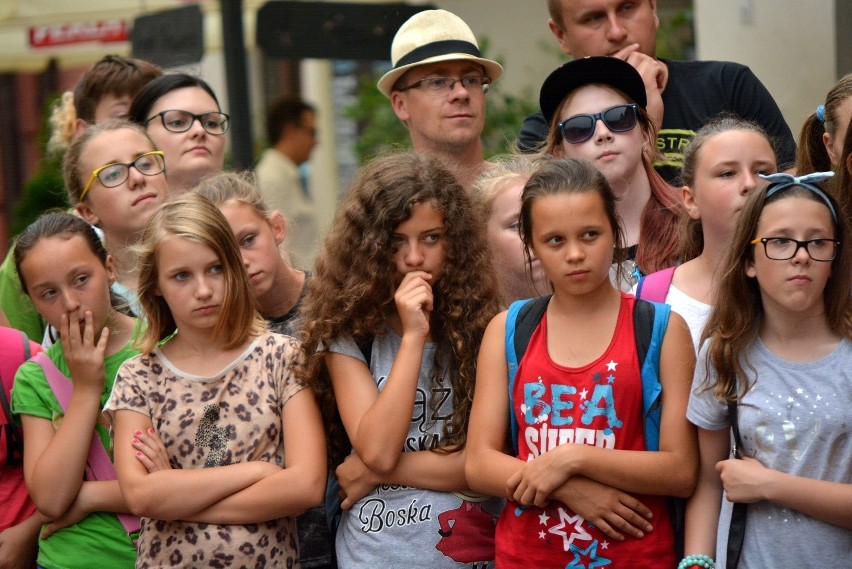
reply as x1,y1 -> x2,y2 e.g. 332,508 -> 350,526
394,271 -> 433,339
61,310 -> 107,392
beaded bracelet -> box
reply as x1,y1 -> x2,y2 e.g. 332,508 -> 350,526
677,554 -> 715,569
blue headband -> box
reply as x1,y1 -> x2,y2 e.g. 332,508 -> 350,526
816,104 -> 826,123
759,172 -> 838,223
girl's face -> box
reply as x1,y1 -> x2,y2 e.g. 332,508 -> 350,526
76,128 -> 168,238
144,87 -> 226,192
19,235 -> 115,335
683,130 -> 777,243
529,191 -> 615,297
154,235 -> 226,334
218,201 -> 286,304
746,196 -> 835,318
391,202 -> 446,284
555,85 -> 646,190
486,180 -> 548,300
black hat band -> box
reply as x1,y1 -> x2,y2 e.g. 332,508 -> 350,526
395,40 -> 481,69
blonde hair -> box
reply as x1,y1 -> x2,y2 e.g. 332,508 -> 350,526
135,194 -> 265,353
472,155 -> 540,223
193,171 -> 273,219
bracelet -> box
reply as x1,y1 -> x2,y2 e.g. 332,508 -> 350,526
677,554 -> 715,569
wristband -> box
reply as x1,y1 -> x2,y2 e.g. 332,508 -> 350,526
678,554 -> 715,569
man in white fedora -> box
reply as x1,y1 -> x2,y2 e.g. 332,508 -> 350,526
378,9 -> 503,190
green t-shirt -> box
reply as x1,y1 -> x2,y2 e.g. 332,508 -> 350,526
11,331 -> 140,569
0,246 -> 45,342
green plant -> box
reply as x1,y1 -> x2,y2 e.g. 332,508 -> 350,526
10,95 -> 69,238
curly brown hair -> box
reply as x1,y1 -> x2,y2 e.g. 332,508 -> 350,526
297,151 -> 501,466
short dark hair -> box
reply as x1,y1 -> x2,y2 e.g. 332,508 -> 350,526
265,97 -> 314,145
129,74 -> 221,125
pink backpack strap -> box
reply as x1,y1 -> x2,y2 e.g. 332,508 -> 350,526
32,352 -> 141,534
635,266 -> 676,303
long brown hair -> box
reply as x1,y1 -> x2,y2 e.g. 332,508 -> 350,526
700,183 -> 851,402
796,73 -> 852,174
297,151 -> 500,466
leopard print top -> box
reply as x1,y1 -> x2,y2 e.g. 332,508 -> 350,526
107,332 -> 304,568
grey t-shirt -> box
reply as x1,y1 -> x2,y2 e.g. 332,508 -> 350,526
687,337 -> 852,568
328,330 -> 502,568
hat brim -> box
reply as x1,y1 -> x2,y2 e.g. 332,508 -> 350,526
539,57 -> 647,126
378,53 -> 503,98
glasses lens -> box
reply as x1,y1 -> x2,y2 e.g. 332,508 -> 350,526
135,153 -> 165,175
603,105 -> 637,132
560,115 -> 596,144
97,164 -> 128,188
807,239 -> 837,261
161,110 -> 193,132
201,113 -> 229,134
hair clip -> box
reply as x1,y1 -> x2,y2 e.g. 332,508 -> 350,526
815,104 -> 826,123
759,172 -> 837,223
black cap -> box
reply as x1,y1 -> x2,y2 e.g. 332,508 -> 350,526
539,56 -> 647,124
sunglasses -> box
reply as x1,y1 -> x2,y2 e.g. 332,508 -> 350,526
557,104 -> 640,144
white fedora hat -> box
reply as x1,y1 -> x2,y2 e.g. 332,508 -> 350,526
377,9 -> 503,98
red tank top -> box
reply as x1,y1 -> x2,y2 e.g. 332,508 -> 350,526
496,294 -> 675,567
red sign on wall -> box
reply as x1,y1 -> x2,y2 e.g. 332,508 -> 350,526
29,20 -> 130,48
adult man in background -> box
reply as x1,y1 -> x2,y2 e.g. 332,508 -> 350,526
378,9 -> 503,191
255,97 -> 319,268
519,0 -> 796,182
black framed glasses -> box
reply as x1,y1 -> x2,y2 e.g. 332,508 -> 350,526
557,104 -> 640,144
81,151 -> 166,200
750,237 -> 840,262
146,110 -> 230,135
397,75 -> 491,94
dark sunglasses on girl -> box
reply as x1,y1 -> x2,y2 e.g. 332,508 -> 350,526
557,103 -> 640,144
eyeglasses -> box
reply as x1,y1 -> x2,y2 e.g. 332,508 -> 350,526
557,104 -> 640,144
750,237 -> 840,262
397,75 -> 491,94
145,110 -> 230,135
81,151 -> 166,200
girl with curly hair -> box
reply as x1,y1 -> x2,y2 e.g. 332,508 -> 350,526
298,151 -> 503,567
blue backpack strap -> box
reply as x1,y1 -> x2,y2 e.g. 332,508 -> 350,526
635,266 -> 676,303
633,298 -> 670,452
506,299 -> 530,454
506,296 -> 551,454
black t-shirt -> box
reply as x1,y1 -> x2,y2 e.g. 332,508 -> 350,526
518,59 -> 796,184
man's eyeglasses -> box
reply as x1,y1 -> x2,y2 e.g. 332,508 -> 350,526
146,110 -> 230,135
750,237 -> 840,262
557,104 -> 640,144
397,75 -> 491,94
81,151 -> 166,200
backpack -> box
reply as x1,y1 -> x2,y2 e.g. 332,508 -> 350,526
634,266 -> 676,303
0,327 -> 37,467
504,295 -> 684,555
506,295 -> 670,453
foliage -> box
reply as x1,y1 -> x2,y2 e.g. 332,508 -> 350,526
10,95 -> 69,238
657,8 -> 695,60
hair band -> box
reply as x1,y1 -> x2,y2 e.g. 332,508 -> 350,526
816,104 -> 826,123
759,171 -> 838,223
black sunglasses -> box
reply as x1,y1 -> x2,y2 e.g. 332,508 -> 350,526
557,104 -> 640,144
